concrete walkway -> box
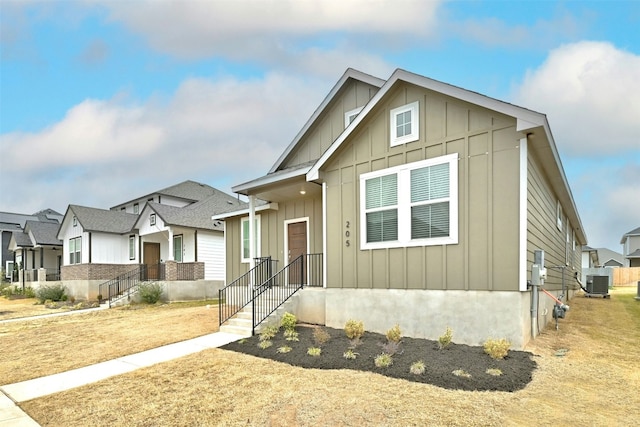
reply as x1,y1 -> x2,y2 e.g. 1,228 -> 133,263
0,313 -> 245,426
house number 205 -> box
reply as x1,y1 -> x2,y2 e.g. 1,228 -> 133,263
345,221 -> 350,247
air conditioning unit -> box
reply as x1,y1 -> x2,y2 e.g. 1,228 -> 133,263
586,275 -> 609,298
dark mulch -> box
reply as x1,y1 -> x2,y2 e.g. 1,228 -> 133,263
221,324 -> 537,392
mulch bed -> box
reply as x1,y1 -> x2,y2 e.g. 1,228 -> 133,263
221,324 -> 537,392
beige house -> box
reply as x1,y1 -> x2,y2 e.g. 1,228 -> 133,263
215,68 -> 586,349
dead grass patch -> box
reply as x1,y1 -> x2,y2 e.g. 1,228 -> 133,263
9,289 -> 640,426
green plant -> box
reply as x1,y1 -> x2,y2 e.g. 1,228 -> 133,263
344,319 -> 364,342
452,369 -> 471,378
486,368 -> 503,376
410,360 -> 426,375
69,296 -> 76,304
312,327 -> 331,346
276,345 -> 292,353
96,294 -> 103,302
260,324 -> 280,340
484,338 -> 511,360
307,347 -> 322,356
386,324 -> 402,343
280,312 -> 297,331
343,349 -> 359,360
258,340 -> 273,349
24,287 -> 36,298
438,326 -> 453,350
138,282 -> 163,304
283,329 -> 299,341
36,284 -> 67,303
374,353 -> 393,368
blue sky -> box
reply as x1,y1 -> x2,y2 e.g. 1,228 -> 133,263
1,0 -> 639,253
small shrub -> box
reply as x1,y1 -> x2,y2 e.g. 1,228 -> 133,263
452,369 -> 471,378
258,340 -> 273,349
96,294 -> 103,302
24,287 -> 36,298
307,347 -> 322,356
277,345 -> 292,354
138,282 -> 163,304
379,340 -> 402,356
486,368 -> 503,376
438,326 -> 453,350
280,312 -> 297,331
484,338 -> 511,360
343,349 -> 359,360
344,319 -> 364,340
313,327 -> 331,346
410,360 -> 426,375
386,324 -> 402,343
284,329 -> 299,342
374,353 -> 393,368
238,338 -> 248,344
260,324 -> 280,340
36,284 -> 67,303
69,296 -> 76,304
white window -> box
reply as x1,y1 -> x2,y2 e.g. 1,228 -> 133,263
69,237 -> 81,265
173,235 -> 183,262
129,235 -> 136,260
150,213 -> 156,226
390,101 -> 419,146
72,216 -> 77,227
5,261 -> 14,278
556,200 -> 563,231
344,107 -> 363,128
133,203 -> 139,214
241,216 -> 261,263
360,154 -> 458,249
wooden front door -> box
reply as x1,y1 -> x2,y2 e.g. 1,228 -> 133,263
287,222 -> 307,285
144,242 -> 161,280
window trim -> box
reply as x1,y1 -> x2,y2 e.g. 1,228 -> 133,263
359,153 -> 458,250
556,200 -> 563,231
69,236 -> 81,265
72,216 -> 77,227
150,213 -> 156,226
390,101 -> 419,147
344,107 -> 363,128
129,235 -> 136,260
173,234 -> 183,262
241,215 -> 261,263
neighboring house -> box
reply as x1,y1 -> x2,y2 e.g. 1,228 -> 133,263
0,209 -> 62,281
56,181 -> 245,300
582,246 -> 624,268
215,68 -> 586,349
581,246 -> 599,269
620,226 -> 640,267
9,221 -> 63,283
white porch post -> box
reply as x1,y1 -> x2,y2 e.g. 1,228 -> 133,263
168,228 -> 174,261
249,195 -> 256,272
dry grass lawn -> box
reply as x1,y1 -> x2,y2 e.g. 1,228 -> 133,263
3,288 -> 639,426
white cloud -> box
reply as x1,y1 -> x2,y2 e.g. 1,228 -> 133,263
513,41 -> 640,157
0,72 -> 332,212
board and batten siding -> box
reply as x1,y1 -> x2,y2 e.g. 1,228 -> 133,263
526,147 -> 581,291
322,82 -> 523,292
224,197 -> 323,283
282,80 -> 380,169
197,231 -> 224,280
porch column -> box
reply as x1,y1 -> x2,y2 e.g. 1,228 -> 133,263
168,228 -> 174,261
249,195 -> 256,272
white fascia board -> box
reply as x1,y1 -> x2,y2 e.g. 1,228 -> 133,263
269,68 -> 385,174
211,203 -> 279,220
232,165 -> 312,195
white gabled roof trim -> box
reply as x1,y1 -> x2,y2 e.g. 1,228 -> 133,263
269,68 -> 385,174
211,203 -> 279,220
232,164 -> 313,195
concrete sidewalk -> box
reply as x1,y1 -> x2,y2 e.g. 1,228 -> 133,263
0,331 -> 245,426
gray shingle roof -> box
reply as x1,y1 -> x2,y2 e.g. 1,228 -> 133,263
112,180 -> 223,209
70,205 -> 139,233
25,221 -> 62,245
11,230 -> 33,247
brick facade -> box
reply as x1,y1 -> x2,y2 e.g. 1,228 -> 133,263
61,264 -> 140,281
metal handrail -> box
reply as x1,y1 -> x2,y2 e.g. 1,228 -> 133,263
252,255 -> 305,335
99,265 -> 163,307
218,257 -> 276,326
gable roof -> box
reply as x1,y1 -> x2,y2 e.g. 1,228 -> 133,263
111,180 -> 223,210
627,248 -> 640,259
24,221 -> 62,246
65,205 -> 139,234
268,68 -> 385,174
620,226 -> 640,244
0,208 -> 61,231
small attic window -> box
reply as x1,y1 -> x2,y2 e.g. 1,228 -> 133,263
390,101 -> 419,147
133,203 -> 139,214
72,216 -> 77,227
150,213 -> 156,226
344,107 -> 363,128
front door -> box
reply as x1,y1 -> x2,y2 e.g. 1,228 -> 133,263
287,221 -> 307,285
144,242 -> 161,280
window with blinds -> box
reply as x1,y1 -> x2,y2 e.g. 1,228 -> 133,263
360,154 -> 458,249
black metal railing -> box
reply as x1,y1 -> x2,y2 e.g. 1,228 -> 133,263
46,270 -> 60,281
252,255 -> 305,334
218,257 -> 277,327
99,264 -> 164,307
305,253 -> 323,287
